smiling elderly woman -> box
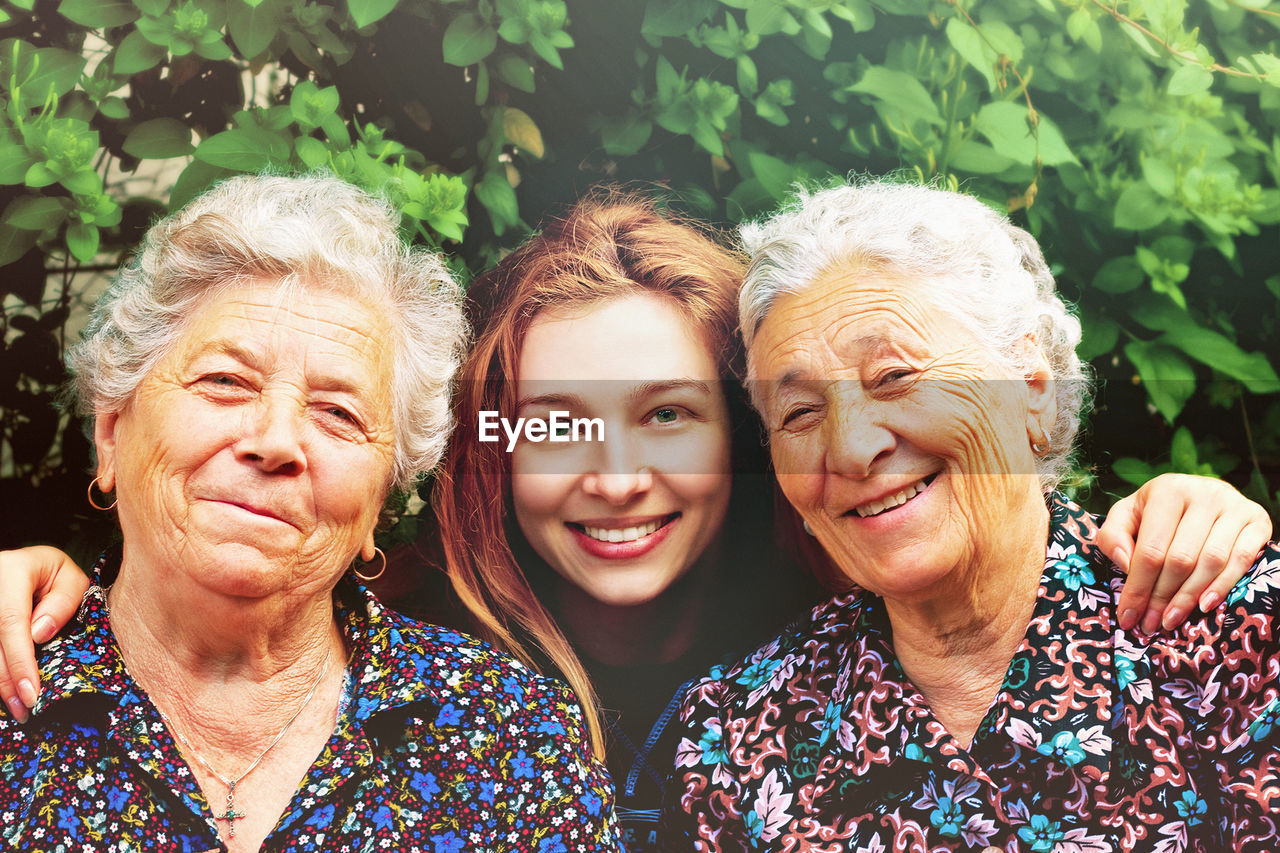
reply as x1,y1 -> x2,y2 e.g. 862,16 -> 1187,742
660,180 -> 1280,852
0,174 -> 616,852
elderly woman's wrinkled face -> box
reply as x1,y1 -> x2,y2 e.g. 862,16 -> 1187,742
94,280 -> 397,599
751,267 -> 1055,602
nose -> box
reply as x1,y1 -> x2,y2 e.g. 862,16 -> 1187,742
581,436 -> 653,505
237,395 -> 307,475
823,384 -> 895,479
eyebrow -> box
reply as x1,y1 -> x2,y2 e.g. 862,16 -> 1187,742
626,379 -> 714,402
200,339 -> 369,397
516,391 -> 588,410
516,379 -> 714,411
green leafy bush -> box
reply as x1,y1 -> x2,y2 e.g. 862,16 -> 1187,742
2,0 -> 1277,553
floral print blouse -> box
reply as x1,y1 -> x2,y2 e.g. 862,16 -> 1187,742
660,497 -> 1280,852
0,563 -> 618,852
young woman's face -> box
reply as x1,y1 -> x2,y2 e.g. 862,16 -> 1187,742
510,292 -> 733,607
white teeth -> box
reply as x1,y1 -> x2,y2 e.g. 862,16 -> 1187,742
853,478 -> 929,518
581,518 -> 665,543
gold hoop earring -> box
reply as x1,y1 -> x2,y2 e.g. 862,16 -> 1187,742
1031,426 -> 1051,456
87,477 -> 117,511
354,547 -> 386,582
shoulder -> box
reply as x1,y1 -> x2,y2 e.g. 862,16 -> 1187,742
349,590 -> 579,721
680,591 -> 867,718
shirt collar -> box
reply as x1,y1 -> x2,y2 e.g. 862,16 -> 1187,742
32,552 -> 447,725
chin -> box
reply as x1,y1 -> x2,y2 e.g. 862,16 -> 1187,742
580,571 -> 680,608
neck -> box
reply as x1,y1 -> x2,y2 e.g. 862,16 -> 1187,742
107,557 -> 345,734
551,541 -> 723,667
887,493 -> 1049,748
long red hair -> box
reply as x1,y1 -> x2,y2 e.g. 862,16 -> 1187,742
431,189 -> 746,756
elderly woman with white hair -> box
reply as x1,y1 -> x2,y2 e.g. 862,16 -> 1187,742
661,180 -> 1280,852
0,174 -> 616,852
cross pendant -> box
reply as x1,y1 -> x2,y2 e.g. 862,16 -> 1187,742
217,781 -> 247,838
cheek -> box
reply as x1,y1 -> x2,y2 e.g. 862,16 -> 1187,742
665,472 -> 732,518
510,465 -> 576,525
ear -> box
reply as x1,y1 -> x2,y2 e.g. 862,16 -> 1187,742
360,532 -> 377,563
94,410 -> 120,492
1022,340 -> 1057,441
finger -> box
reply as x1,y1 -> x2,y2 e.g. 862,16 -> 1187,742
31,572 -> 89,645
1100,495 -> 1145,630
1158,514 -> 1240,630
1106,493 -> 1185,633
1117,487 -> 1192,635
1195,511 -> 1272,613
1141,507 -> 1216,633
0,552 -> 41,723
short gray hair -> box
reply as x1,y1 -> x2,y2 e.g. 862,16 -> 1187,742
66,173 -> 468,491
739,179 -> 1090,490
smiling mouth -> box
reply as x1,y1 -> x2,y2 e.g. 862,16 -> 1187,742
850,474 -> 937,518
568,513 -> 679,543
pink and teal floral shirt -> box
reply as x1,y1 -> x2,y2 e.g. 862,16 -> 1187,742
660,497 -> 1280,852
0,562 -> 618,852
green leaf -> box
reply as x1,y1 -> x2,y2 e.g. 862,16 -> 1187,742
0,144 -> 35,184
1091,255 -> 1143,294
134,0 -> 170,15
3,195 -> 68,231
1077,315 -> 1118,361
641,0 -> 714,38
0,42 -> 86,108
599,113 -> 652,156
1113,181 -> 1170,231
0,224 -> 38,267
1156,328 -> 1280,393
194,37 -> 233,62
98,96 -> 130,120
945,17 -> 997,91
227,0 -> 284,59
746,148 -> 794,199
1167,63 -> 1213,96
1124,340 -> 1196,422
123,118 -> 195,159
494,55 -> 535,92
849,66 -> 942,126
1112,456 -> 1158,488
736,54 -> 758,96
293,135 -> 330,168
60,168 -> 101,195
57,0 -> 139,27
169,159 -> 236,209
655,55 -> 682,103
746,0 -> 798,37
194,127 -> 285,171
972,101 -> 1077,166
289,81 -> 341,130
65,220 -> 98,263
474,169 -> 518,235
948,140 -> 1016,174
502,107 -> 544,158
1168,426 -> 1202,473
347,0 -> 397,29
113,30 -> 168,75
443,12 -> 497,66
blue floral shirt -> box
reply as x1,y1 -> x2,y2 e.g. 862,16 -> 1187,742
660,497 -> 1280,852
0,565 -> 618,852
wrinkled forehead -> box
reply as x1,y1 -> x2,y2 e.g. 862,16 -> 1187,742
745,265 -> 949,379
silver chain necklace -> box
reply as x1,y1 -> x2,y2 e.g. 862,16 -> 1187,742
90,585 -> 334,841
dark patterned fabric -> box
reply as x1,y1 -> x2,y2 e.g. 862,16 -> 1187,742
660,496 -> 1280,852
0,560 -> 618,852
